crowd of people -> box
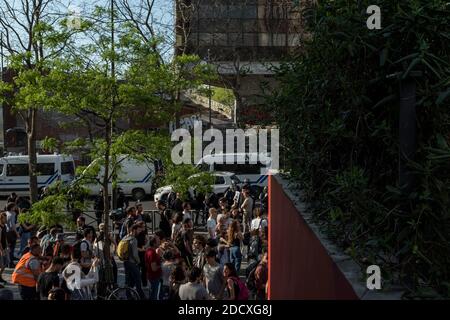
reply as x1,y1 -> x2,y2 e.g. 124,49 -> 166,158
0,183 -> 269,301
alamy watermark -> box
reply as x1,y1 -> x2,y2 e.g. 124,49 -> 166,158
171,121 -> 279,175
366,265 -> 382,290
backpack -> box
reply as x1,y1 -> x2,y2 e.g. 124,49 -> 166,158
117,238 -> 130,261
73,240 -> 90,258
230,276 -> 249,300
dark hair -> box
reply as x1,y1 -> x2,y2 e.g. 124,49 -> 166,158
126,207 -> 135,214
188,267 -> 203,282
174,212 -> 183,224
182,202 -> 191,210
171,265 -> 186,283
83,228 -> 93,238
29,236 -> 39,243
131,224 -> 140,233
194,234 -> 206,248
30,244 -> 41,253
154,230 -> 166,241
50,228 -> 58,236
61,244 -> 72,255
224,263 -> 238,277
71,244 -> 82,260
51,257 -> 65,266
6,202 -> 15,211
183,218 -> 192,225
206,238 -> 218,248
162,250 -> 174,261
148,235 -> 159,248
157,200 -> 166,208
77,216 -> 86,222
205,248 -> 217,258
48,288 -> 66,301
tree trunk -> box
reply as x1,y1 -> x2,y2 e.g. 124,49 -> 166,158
27,108 -> 38,203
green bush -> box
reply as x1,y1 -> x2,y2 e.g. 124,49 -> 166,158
268,0 -> 450,298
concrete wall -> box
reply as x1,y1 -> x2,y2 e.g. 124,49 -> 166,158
268,175 -> 359,300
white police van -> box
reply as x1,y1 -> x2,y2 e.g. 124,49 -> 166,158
0,154 -> 75,196
195,153 -> 272,188
82,155 -> 155,200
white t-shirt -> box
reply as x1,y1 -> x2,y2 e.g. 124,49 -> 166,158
251,217 -> 268,231
183,211 -> 192,221
207,218 -> 216,239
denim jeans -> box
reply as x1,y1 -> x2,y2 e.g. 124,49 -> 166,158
123,260 -> 146,300
19,232 -> 31,256
148,278 -> 161,300
229,246 -> 242,273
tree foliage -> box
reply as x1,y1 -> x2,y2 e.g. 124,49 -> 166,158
268,0 -> 450,298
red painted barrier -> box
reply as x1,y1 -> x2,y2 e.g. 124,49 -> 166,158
268,175 -> 359,300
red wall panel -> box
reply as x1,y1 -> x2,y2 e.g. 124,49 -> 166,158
268,176 -> 358,300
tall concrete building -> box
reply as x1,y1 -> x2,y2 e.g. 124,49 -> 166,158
175,0 -> 308,124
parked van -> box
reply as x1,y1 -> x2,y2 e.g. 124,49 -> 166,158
0,154 -> 75,196
195,153 -> 272,187
82,155 -> 155,200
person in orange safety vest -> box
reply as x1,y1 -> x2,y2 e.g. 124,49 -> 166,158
12,244 -> 42,300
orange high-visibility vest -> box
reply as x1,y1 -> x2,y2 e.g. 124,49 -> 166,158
11,252 -> 40,287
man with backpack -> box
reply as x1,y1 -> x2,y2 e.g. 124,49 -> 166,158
75,228 -> 94,275
119,207 -> 137,240
117,224 -> 146,300
178,267 -> 209,300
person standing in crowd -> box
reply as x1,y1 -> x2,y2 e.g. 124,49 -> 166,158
116,188 -> 129,210
94,189 -> 104,227
76,216 -> 87,234
5,202 -> 19,267
120,224 -> 146,300
223,263 -> 248,300
135,202 -> 144,222
171,212 -> 183,242
203,249 -> 224,300
227,220 -> 243,273
0,212 -> 9,287
119,207 -> 137,240
175,218 -> 194,268
178,267 -> 209,300
18,209 -> 35,256
254,251 -> 268,300
21,236 -> 39,255
193,235 -> 207,270
93,223 -> 118,288
182,202 -> 192,222
6,192 -> 18,205
160,251 -> 177,300
172,193 -> 183,213
136,221 -> 148,288
240,189 -> 254,234
79,228 -> 94,275
157,200 -> 172,239
206,208 -> 217,240
37,257 -> 64,300
169,264 -> 186,300
62,249 -> 99,300
145,235 -> 162,300
250,208 -> 268,233
12,244 -> 42,300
